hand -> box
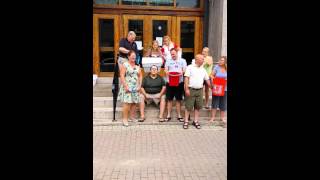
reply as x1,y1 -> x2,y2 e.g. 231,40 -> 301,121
185,89 -> 190,97
124,84 -> 130,92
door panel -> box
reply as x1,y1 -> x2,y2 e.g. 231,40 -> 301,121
93,14 -> 120,76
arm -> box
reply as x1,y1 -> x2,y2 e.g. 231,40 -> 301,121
159,86 -> 166,97
120,65 -> 129,92
140,87 -> 147,98
137,67 -> 143,90
184,76 -> 190,97
119,47 -> 129,54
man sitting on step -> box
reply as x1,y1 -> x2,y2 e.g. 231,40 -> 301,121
138,65 -> 166,122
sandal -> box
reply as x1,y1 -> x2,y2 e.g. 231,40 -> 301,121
159,118 -> 165,122
138,118 -> 145,122
183,122 -> 189,129
192,121 -> 201,129
177,117 -> 184,122
164,117 -> 171,122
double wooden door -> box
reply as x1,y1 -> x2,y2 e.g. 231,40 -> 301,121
93,14 -> 202,76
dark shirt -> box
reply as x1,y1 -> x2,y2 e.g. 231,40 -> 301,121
119,38 -> 138,58
142,75 -> 165,94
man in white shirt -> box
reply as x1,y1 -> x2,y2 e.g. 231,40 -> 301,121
183,54 -> 212,129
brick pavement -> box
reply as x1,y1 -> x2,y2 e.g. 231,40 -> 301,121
94,125 -> 227,180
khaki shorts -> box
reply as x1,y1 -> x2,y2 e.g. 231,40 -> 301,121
140,93 -> 166,105
185,88 -> 203,111
118,56 -> 128,67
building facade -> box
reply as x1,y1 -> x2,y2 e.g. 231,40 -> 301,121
93,0 -> 227,77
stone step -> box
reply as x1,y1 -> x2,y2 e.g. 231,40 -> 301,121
93,117 -> 226,127
93,96 -> 214,107
93,84 -> 114,97
96,77 -> 114,84
93,106 -> 226,120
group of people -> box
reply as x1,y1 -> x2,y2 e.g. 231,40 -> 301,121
117,31 -> 227,129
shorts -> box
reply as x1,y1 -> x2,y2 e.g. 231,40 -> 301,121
185,88 -> 204,111
140,93 -> 165,105
166,82 -> 184,101
118,56 -> 128,67
212,92 -> 227,111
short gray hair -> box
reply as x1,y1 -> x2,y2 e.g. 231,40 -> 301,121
128,31 -> 136,37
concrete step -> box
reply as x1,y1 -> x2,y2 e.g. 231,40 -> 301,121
93,84 -> 113,97
93,96 -> 214,107
93,117 -> 226,127
96,77 -> 114,84
93,106 -> 226,120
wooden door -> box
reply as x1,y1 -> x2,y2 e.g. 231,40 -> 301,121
93,14 -> 120,76
176,16 -> 202,65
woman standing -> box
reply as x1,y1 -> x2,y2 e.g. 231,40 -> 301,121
202,47 -> 214,109
210,56 -> 227,124
118,50 -> 143,126
161,35 -> 182,62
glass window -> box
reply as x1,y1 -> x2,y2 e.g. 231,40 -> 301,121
128,20 -> 144,45
149,0 -> 174,6
94,0 -> 119,5
182,52 -> 194,65
100,52 -> 115,72
122,0 -> 147,5
180,21 -> 194,48
99,19 -> 114,47
153,20 -> 167,44
176,0 -> 200,8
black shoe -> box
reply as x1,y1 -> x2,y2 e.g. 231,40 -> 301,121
192,121 -> 201,129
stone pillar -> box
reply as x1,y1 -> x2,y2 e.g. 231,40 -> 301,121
221,0 -> 227,57
207,0 -> 226,63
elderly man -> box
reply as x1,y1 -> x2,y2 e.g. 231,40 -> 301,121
139,65 -> 166,122
183,54 -> 212,129
118,31 -> 138,71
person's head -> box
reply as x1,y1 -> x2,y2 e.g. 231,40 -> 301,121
149,65 -> 159,76
127,31 -> 136,43
170,48 -> 178,60
195,54 -> 204,67
219,56 -> 227,70
128,50 -> 136,63
152,40 -> 160,50
163,35 -> 171,46
202,47 -> 210,57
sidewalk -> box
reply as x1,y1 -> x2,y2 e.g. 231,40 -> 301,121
93,125 -> 227,180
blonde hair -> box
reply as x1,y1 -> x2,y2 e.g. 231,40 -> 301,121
163,35 -> 171,42
151,40 -> 160,51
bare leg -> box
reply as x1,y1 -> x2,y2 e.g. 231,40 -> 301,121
220,110 -> 226,122
176,100 -> 182,118
210,109 -> 217,122
122,103 -> 130,125
167,100 -> 172,118
194,108 -> 200,122
139,96 -> 146,119
205,84 -> 210,107
184,109 -> 190,123
129,103 -> 136,120
159,97 -> 166,119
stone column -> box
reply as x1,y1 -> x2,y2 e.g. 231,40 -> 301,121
208,0 -> 226,63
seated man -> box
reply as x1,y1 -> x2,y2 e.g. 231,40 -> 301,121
139,65 -> 166,122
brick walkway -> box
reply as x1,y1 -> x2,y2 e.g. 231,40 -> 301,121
94,125 -> 227,180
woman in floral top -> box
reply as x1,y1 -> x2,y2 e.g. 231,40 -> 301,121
118,50 -> 143,126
